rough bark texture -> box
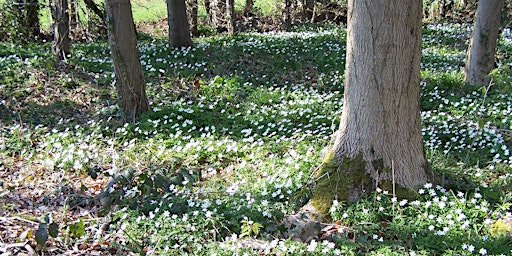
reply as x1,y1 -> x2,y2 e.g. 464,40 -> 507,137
52,0 -> 70,61
106,0 -> 149,122
464,0 -> 504,86
310,0 -> 429,216
167,0 -> 193,48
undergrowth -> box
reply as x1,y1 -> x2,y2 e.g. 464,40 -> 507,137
0,23 -> 511,255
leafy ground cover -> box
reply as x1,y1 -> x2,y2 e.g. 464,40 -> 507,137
0,23 -> 511,255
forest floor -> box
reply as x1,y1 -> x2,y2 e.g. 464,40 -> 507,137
1,21 -> 512,255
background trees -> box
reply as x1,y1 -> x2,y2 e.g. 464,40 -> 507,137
465,0 -> 505,86
167,0 -> 194,48
106,0 -> 149,122
52,0 -> 70,61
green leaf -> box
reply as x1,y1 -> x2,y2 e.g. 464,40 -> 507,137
69,218 -> 85,237
48,222 -> 59,238
252,222 -> 263,235
35,223 -> 48,246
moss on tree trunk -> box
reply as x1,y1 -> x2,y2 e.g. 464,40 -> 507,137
310,148 -> 418,217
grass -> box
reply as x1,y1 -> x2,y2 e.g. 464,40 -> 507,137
0,22 -> 511,255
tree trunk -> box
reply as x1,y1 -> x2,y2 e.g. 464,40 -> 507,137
166,0 -> 193,47
26,0 -> 41,39
310,0 -> 428,215
304,0 -> 314,21
69,0 -> 78,28
84,0 -> 106,22
52,0 -> 70,61
105,0 -> 149,122
282,0 -> 292,31
244,0 -> 253,14
204,0 -> 212,24
464,0 -> 504,86
187,0 -> 199,36
226,0 -> 235,34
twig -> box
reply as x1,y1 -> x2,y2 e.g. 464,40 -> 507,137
0,216 -> 39,226
24,243 -> 37,256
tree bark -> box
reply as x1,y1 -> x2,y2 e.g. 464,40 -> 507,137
226,0 -> 235,34
187,0 -> 199,36
84,0 -> 106,21
52,0 -> 70,61
310,0 -> 428,215
244,0 -> 253,14
464,0 -> 504,86
304,0 -> 314,21
26,0 -> 41,39
282,0 -> 292,31
167,0 -> 193,47
204,0 -> 212,24
106,0 -> 149,122
69,0 -> 78,28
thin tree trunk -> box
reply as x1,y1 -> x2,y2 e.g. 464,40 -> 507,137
283,0 -> 292,31
209,0 -> 218,28
464,0 -> 504,86
105,0 -> 149,122
310,0 -> 428,215
69,0 -> 78,28
187,0 -> 199,36
204,0 -> 212,25
244,0 -> 253,14
52,0 -> 70,61
26,0 -> 41,39
167,0 -> 193,47
226,0 -> 235,34
84,0 -> 105,22
304,0 -> 314,21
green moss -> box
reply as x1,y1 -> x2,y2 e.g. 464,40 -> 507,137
379,180 -> 416,200
310,152 -> 374,216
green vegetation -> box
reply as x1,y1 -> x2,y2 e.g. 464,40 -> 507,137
1,21 -> 511,255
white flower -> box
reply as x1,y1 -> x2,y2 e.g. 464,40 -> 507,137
307,240 -> 318,252
479,248 -> 487,255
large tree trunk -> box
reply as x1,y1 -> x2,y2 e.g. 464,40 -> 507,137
309,0 -> 428,215
464,0 -> 504,86
106,0 -> 149,122
167,0 -> 193,47
52,0 -> 70,61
